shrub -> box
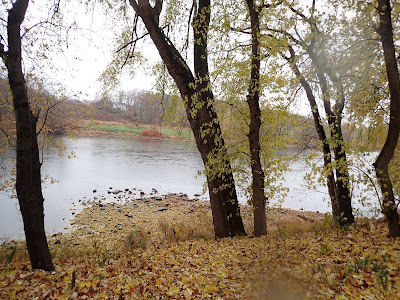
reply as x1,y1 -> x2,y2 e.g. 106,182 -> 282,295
140,130 -> 165,138
126,229 -> 149,251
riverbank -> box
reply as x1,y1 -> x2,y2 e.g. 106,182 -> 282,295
66,193 -> 326,245
67,120 -> 194,140
1,194 -> 399,299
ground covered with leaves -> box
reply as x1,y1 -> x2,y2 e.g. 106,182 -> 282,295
1,194 -> 400,299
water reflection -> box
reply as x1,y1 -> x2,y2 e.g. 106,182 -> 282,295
0,135 -> 379,239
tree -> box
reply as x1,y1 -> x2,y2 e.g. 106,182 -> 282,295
127,0 -> 246,237
266,1 -> 355,225
373,0 -> 400,237
284,46 -> 338,218
0,0 -> 54,270
246,0 -> 267,236
204,0 -> 296,236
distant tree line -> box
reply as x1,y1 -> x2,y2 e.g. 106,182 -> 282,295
93,90 -> 189,128
1,0 -> 400,272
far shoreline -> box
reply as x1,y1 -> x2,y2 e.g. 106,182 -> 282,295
62,120 -> 195,141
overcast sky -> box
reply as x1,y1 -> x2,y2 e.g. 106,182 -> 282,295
1,0 -> 312,114
51,3 -> 160,101
0,0 -> 158,101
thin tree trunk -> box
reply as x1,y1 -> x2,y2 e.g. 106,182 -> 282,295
129,0 -> 246,237
3,0 -> 54,270
274,1 -> 354,224
315,69 -> 354,225
331,123 -> 353,224
285,48 -> 338,216
299,14 -> 354,224
374,0 -> 400,237
246,0 -> 266,236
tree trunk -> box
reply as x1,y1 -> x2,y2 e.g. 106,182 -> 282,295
315,69 -> 354,225
285,49 -> 338,216
246,0 -> 267,236
3,0 -> 54,270
374,0 -> 400,237
331,123 -> 354,224
278,4 -> 354,225
129,0 -> 246,237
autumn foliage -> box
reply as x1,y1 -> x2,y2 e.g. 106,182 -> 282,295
139,129 -> 166,139
1,196 -> 400,299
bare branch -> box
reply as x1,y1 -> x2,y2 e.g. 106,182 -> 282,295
230,26 -> 251,34
121,14 -> 139,69
225,102 -> 250,128
181,0 -> 196,55
21,20 -> 55,39
153,0 -> 163,21
36,100 -> 63,136
260,0 -> 283,10
129,0 -> 139,13
289,6 -> 311,24
116,31 -> 149,53
265,27 -> 304,46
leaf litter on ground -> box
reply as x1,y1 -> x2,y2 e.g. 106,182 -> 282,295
1,193 -> 400,299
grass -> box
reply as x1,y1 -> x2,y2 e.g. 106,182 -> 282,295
81,122 -> 146,134
81,121 -> 194,139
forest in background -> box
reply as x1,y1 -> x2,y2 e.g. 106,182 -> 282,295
1,0 -> 400,298
1,76 -> 381,150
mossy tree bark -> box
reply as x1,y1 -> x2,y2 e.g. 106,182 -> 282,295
128,0 -> 246,237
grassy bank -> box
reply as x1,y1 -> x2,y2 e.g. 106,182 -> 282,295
79,121 -> 194,139
1,193 -> 399,299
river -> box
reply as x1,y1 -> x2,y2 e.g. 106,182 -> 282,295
0,135 -> 377,240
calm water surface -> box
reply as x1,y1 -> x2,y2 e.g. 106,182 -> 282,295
1,136 -> 375,239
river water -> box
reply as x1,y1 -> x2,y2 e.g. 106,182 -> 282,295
0,136 -> 377,239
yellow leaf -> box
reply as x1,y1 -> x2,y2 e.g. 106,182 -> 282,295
64,276 -> 71,284
167,285 -> 181,296
156,278 -> 162,287
79,281 -> 91,288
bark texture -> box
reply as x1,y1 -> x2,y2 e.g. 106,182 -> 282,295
246,0 -> 267,236
3,0 -> 55,270
129,0 -> 246,237
303,22 -> 354,224
285,48 -> 338,217
315,68 -> 354,225
277,3 -> 354,225
374,0 -> 400,237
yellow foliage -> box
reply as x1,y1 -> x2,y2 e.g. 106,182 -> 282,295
1,197 -> 399,299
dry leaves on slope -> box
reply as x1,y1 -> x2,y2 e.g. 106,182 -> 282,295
1,196 -> 400,299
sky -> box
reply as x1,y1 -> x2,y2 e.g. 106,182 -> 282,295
1,0 -> 159,101
51,7 -> 159,101
56,3 -> 162,101
1,0 -> 312,114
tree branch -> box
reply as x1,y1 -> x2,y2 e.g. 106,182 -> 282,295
260,0 -> 283,10
153,0 -> 163,22
231,26 -> 251,34
129,0 -> 139,13
36,100 -> 63,136
265,27 -> 304,46
0,41 -> 6,62
116,31 -> 150,53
